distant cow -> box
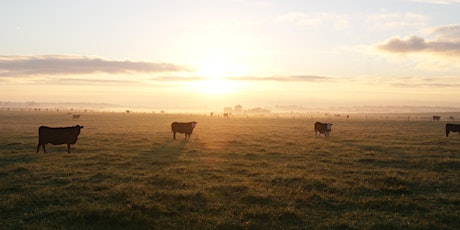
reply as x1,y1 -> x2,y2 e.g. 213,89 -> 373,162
171,121 -> 197,140
72,114 -> 80,119
446,124 -> 460,137
36,125 -> 84,153
433,116 -> 441,121
314,122 -> 332,138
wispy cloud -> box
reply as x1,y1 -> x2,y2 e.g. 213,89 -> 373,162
227,75 -> 332,82
389,77 -> 460,88
0,55 -> 192,77
376,24 -> 460,56
55,78 -> 140,85
277,12 -> 350,30
366,12 -> 429,30
151,76 -> 205,82
408,0 -> 460,4
146,75 -> 332,82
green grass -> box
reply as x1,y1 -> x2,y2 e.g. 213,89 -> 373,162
1,111 -> 459,229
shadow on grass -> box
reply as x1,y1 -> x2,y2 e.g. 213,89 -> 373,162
150,139 -> 188,155
134,138 -> 190,166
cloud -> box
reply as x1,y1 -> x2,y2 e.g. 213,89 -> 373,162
146,75 -> 332,83
388,77 -> 460,88
151,76 -> 205,81
408,0 -> 460,4
366,12 -> 429,30
277,12 -> 350,30
431,24 -> 460,41
377,36 -> 428,52
55,78 -> 140,85
228,75 -> 332,82
376,24 -> 460,56
0,55 -> 192,77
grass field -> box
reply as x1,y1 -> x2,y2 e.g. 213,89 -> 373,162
1,111 -> 459,229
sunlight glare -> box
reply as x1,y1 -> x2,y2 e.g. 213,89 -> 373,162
190,58 -> 249,95
191,78 -> 241,95
197,59 -> 247,79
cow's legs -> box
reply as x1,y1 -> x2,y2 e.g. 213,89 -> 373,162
173,132 -> 176,140
36,143 -> 41,153
67,144 -> 71,153
42,144 -> 47,153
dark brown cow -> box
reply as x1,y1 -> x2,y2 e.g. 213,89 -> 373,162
36,125 -> 84,153
171,121 -> 197,140
433,116 -> 441,121
446,124 -> 460,137
314,122 -> 332,138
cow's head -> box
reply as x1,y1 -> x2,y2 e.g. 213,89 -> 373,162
191,121 -> 197,128
326,123 -> 332,131
75,125 -> 84,134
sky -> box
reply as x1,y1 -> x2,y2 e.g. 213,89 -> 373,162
1,0 -> 460,111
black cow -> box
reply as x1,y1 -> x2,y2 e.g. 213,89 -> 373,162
314,122 -> 332,138
36,125 -> 84,153
171,121 -> 197,140
446,124 -> 460,137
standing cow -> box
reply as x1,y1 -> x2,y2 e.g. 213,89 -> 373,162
446,124 -> 460,137
36,125 -> 84,153
314,122 -> 332,138
171,121 -> 197,140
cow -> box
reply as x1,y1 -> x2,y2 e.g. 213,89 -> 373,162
36,125 -> 84,153
433,116 -> 441,121
314,122 -> 332,138
171,121 -> 197,140
72,114 -> 80,119
446,124 -> 460,137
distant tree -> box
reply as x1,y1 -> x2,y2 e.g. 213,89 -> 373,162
234,105 -> 243,112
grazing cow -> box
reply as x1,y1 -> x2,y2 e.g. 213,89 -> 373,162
446,124 -> 460,137
433,116 -> 441,121
36,125 -> 84,153
72,114 -> 80,119
171,121 -> 197,140
314,122 -> 332,138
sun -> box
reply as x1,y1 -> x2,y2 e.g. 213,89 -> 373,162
192,59 -> 248,94
197,59 -> 247,79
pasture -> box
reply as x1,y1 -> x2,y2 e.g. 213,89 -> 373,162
1,111 -> 459,229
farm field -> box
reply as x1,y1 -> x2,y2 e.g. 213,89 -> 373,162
1,111 -> 459,229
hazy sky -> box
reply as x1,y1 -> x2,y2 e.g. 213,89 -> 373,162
1,0 -> 460,110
